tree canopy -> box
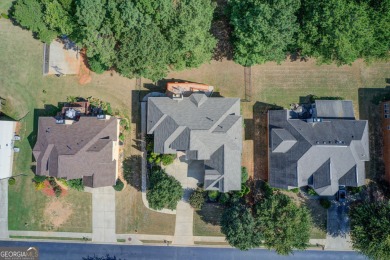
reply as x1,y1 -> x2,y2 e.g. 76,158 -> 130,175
298,0 -> 375,65
349,201 -> 390,260
146,168 -> 183,210
11,0 -> 216,80
221,202 -> 262,250
229,0 -> 300,66
255,193 -> 311,255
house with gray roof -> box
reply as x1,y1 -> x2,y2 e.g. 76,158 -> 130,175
33,116 -> 120,188
268,100 -> 369,196
147,93 -> 242,192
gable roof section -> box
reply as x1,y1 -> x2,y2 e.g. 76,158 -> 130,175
339,165 -> 358,187
33,117 -> 118,188
271,128 -> 297,153
313,159 -> 331,189
147,94 -> 242,192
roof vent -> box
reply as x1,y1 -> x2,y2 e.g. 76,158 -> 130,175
206,117 -> 214,122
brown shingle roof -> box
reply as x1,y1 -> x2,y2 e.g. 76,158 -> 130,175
33,116 -> 119,188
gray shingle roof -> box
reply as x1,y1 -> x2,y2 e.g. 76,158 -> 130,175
147,93 -> 242,192
33,117 -> 119,188
314,100 -> 355,119
268,103 -> 369,196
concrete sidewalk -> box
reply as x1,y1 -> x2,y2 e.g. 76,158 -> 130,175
9,231 -> 91,239
0,179 -> 9,239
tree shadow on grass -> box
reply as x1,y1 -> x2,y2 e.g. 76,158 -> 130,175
197,203 -> 224,226
122,156 -> 142,192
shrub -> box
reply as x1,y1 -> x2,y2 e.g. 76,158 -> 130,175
57,178 -> 68,187
48,178 -> 57,188
238,183 -> 250,197
113,179 -> 124,191
120,118 -> 129,130
241,167 -> 249,183
147,169 -> 183,210
67,178 -> 84,191
53,186 -> 62,197
307,187 -> 318,196
189,188 -> 205,209
219,192 -> 230,205
290,188 -> 299,193
34,181 -> 45,191
320,199 -> 331,209
33,175 -> 47,183
1,13 -> 9,19
8,177 -> 15,185
119,133 -> 125,143
161,154 -> 175,166
348,186 -> 363,195
208,190 -> 219,201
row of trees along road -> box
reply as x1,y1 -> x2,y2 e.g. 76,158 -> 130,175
11,0 -> 389,79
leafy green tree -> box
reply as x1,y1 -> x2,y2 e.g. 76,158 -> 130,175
168,0 -> 217,70
43,0 -> 74,35
12,0 -> 57,43
229,0 -> 300,66
147,169 -> 183,210
255,193 -> 311,255
298,0 -> 374,65
221,202 -> 262,250
116,25 -> 170,80
363,0 -> 390,61
349,202 -> 390,260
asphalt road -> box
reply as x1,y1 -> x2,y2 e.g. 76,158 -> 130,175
0,241 -> 367,260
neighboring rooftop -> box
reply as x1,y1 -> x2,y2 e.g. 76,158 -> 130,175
147,93 -> 242,192
33,116 -> 119,188
268,100 -> 369,196
0,121 -> 16,179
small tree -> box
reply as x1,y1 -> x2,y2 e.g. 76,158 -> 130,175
189,188 -> 205,209
349,202 -> 390,260
8,177 -> 16,186
255,193 -> 311,255
221,202 -> 262,250
67,178 -> 84,191
147,169 -> 183,210
113,179 -> 124,191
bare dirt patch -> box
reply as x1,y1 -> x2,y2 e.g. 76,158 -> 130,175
44,199 -> 73,229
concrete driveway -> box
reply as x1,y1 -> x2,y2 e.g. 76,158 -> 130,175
165,157 -> 204,245
86,186 -> 116,243
326,201 -> 352,250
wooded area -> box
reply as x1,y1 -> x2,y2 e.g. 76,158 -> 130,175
11,0 -> 390,78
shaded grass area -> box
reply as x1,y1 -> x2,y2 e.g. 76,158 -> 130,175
193,203 -> 224,237
115,185 -> 175,235
10,236 -> 91,241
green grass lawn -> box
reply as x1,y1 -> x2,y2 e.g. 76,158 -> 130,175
193,203 -> 224,237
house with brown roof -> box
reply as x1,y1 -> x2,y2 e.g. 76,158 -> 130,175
33,115 -> 120,188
